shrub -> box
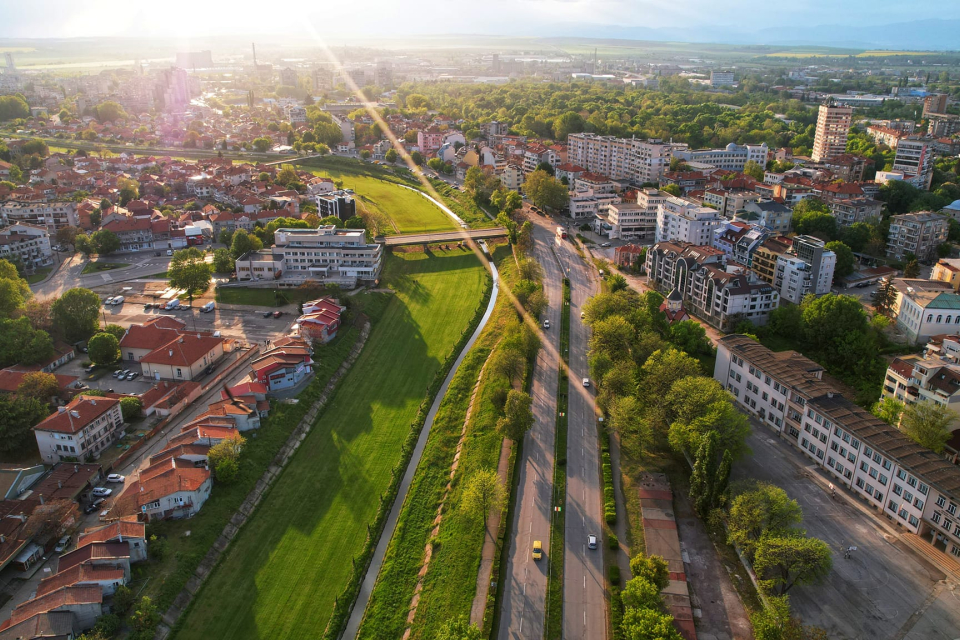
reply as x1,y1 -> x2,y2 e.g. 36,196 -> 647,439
608,532 -> 619,550
112,585 -> 135,615
608,564 -> 621,586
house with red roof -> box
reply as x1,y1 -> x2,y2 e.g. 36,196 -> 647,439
296,298 -> 344,343
7,585 -> 102,631
32,396 -> 123,465
77,518 -> 147,562
249,338 -> 314,392
35,563 -> 127,598
101,217 -> 154,252
118,460 -> 212,522
57,542 -> 131,580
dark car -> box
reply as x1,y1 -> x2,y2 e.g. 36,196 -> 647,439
155,251 -> 161,256
262,310 -> 273,318
84,498 -> 105,514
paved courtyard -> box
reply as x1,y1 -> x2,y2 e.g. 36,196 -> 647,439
734,424 -> 960,640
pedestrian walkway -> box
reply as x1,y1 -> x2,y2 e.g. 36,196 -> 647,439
470,438 -> 513,626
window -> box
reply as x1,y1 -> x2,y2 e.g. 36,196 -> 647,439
937,495 -> 947,508
944,519 -> 954,531
856,477 -> 865,489
888,500 -> 898,512
176,368 -> 183,378
865,483 -> 874,494
801,437 -> 809,448
904,490 -> 914,503
860,461 -> 869,472
831,442 -> 839,452
817,449 -> 824,460
815,414 -> 823,424
919,483 -> 929,495
879,474 -> 887,486
933,511 -> 942,524
949,503 -> 957,516
864,446 -> 873,457
899,508 -> 908,520
842,432 -> 850,443
869,468 -> 878,479
909,515 -> 919,527
908,476 -> 917,488
882,459 -> 891,471
915,498 -> 924,510
898,469 -> 908,481
851,439 -> 860,450
730,370 -> 736,379
828,456 -> 835,467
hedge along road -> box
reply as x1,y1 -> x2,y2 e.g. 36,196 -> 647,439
342,249 -> 500,640
173,248 -> 489,640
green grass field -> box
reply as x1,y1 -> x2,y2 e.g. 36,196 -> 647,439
302,163 -> 457,236
81,261 -> 128,274
25,267 -> 52,284
175,247 -> 488,640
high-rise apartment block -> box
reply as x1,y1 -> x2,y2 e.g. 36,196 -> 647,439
811,102 -> 853,162
923,93 -> 949,117
892,139 -> 934,190
566,133 -> 678,185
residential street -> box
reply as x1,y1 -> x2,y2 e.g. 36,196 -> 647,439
30,250 -> 173,301
556,235 -> 607,640
498,222 -> 562,639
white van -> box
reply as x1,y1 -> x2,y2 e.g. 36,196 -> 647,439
166,249 -> 173,256
112,295 -> 124,306
201,302 -> 215,313
164,299 -> 181,310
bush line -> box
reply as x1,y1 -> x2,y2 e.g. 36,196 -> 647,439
601,426 -> 617,525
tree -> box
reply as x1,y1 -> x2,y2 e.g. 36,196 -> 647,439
903,259 -> 920,278
689,432 -> 717,514
0,95 -> 30,120
522,169 -> 568,211
117,177 -> 139,206
436,615 -> 482,640
900,401 -> 954,453
744,160 -> 765,181
360,150 -> 371,160
871,396 -> 904,425
252,137 -> 272,153
638,348 -> 701,409
535,161 -> 555,176
130,596 -> 160,634
0,317 -> 53,367
120,397 -> 143,421
56,226 -> 79,247
0,258 -> 31,317
93,101 -> 127,123
668,320 -> 711,356
168,248 -> 212,302
90,230 -> 120,255
51,288 -> 101,343
16,372 -> 59,404
754,535 -> 832,596
22,297 -> 52,330
88,332 -> 120,366
490,188 -> 522,216
460,467 -> 506,534
215,457 -> 239,483
728,483 -> 803,559
208,434 -> 245,476
230,230 -> 262,260
553,112 -> 586,140
591,315 -> 636,359
620,607 -> 683,640
660,184 -> 681,196
629,553 -> 670,591
497,390 -> 534,441
23,499 -> 76,544
791,199 -> 836,240
112,585 -> 136,615
800,294 -> 868,355
608,273 -> 628,293
0,394 -> 49,454
320,216 -> 345,228
213,248 -> 234,274
345,216 -> 366,230
411,151 -> 424,165
385,148 -> 398,163
824,241 -> 854,280
872,279 -> 896,315
103,324 -> 126,341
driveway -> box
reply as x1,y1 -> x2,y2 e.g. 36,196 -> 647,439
733,422 -> 960,640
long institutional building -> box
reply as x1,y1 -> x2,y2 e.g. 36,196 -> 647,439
717,335 -> 960,557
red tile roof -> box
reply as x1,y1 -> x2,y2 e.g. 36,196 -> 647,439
139,334 -> 223,367
77,519 -> 145,549
35,563 -> 126,598
57,542 -> 130,574
10,585 -> 102,624
32,396 -> 119,435
0,370 -> 78,394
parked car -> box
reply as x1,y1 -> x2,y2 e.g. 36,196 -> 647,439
600,242 -> 611,248
143,303 -> 153,311
273,311 -> 283,318
104,297 -> 115,306
54,535 -> 71,553
588,534 -> 598,550
84,365 -> 95,373
106,474 -> 125,483
91,487 -> 112,497
155,251 -> 161,257
125,372 -> 139,381
166,250 -> 173,256
201,302 -> 215,313
113,369 -> 126,378
84,498 -> 105,514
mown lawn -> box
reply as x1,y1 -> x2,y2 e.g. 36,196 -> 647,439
358,243 -> 514,639
174,247 -> 488,640
303,167 -> 456,236
25,266 -> 52,284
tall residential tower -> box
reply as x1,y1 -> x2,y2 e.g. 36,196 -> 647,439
811,102 -> 853,162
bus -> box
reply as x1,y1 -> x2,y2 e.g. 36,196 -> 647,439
556,226 -> 567,241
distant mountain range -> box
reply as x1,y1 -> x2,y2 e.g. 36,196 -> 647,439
546,19 -> 960,52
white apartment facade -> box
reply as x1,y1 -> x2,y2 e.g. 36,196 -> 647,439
656,195 -> 722,245
566,134 -> 677,185
0,201 -> 78,233
672,142 -> 769,173
716,335 -> 960,556
886,212 -> 949,262
892,139 -> 935,191
33,396 -> 124,464
0,223 -> 52,272
774,235 -> 837,304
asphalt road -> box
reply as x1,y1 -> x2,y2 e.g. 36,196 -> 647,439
31,250 -> 173,301
556,236 -> 607,640
735,424 -> 960,640
498,222 -> 562,640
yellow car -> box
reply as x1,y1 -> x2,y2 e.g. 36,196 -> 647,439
533,540 -> 543,560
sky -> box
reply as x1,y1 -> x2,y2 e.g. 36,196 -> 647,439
1,0 -> 960,40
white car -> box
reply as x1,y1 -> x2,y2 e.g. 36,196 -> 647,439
582,378 -> 591,388
543,319 -> 550,329
106,474 -> 125,483
588,534 -> 598,550
104,297 -> 116,306
91,487 -> 112,497
54,535 -> 71,553
600,242 -> 611,248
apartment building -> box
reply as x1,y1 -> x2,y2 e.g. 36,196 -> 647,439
774,235 -> 837,304
892,139 -> 934,191
702,186 -> 760,219
599,188 -> 663,240
0,223 -> 52,273
672,142 -> 769,173
739,200 -> 792,234
101,217 -> 154,252
751,236 -> 792,286
646,242 -> 780,329
712,221 -> 770,267
655,195 -> 722,245
235,226 -> 383,288
566,134 -> 677,185
811,102 -> 853,162
710,71 -> 735,87
932,259 -> 960,291
890,278 -> 960,344
828,197 -> 883,226
716,335 -> 960,557
0,201 -> 78,233
33,396 -> 124,464
882,339 -> 960,426
886,212 -> 949,262
568,188 -> 621,219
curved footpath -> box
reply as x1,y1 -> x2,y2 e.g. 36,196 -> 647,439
342,254 -> 501,640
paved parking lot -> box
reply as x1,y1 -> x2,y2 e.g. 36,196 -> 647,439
103,303 -> 295,347
734,424 -> 960,640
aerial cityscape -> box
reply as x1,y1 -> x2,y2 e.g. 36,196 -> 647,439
1,3 -> 960,639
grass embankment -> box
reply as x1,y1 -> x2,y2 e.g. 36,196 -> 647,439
357,244 -> 520,639
297,157 -> 456,235
81,261 -> 129,274
427,179 -> 498,229
135,322 -> 363,611
545,277 -> 571,640
174,247 -> 488,640
25,266 -> 52,284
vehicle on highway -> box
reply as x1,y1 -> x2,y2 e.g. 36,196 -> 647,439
107,474 -> 125,483
582,377 -> 590,387
588,534 -> 598,549
91,487 -> 112,497
201,302 -> 215,313
273,311 -> 283,318
262,310 -> 273,318
532,540 -> 543,560
84,498 -> 105,514
543,319 -> 550,329
55,535 -> 71,553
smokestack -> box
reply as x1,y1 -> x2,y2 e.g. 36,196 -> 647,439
252,43 -> 258,68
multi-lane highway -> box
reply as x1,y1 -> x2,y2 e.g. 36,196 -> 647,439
556,239 -> 606,640
498,222 -> 563,639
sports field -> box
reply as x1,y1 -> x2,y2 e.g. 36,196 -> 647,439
305,167 -> 457,236
175,247 -> 488,640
